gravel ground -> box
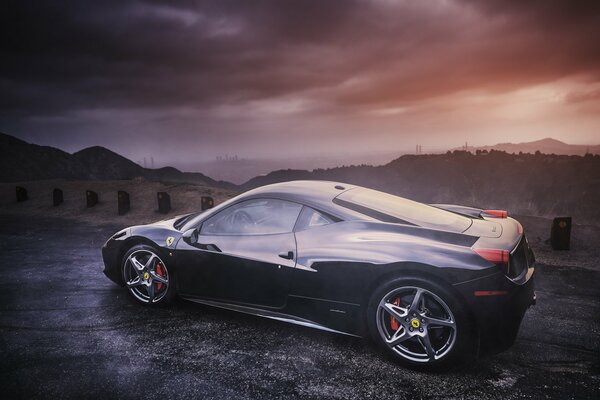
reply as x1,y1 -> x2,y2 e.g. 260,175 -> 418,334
0,214 -> 598,399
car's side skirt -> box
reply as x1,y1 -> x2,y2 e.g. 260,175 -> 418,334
181,296 -> 362,338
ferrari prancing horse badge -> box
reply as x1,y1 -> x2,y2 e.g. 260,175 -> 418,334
166,236 -> 175,247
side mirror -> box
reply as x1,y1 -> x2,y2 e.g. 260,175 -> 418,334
182,228 -> 198,245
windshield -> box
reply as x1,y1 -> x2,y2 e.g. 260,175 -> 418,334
173,212 -> 201,231
336,188 -> 472,232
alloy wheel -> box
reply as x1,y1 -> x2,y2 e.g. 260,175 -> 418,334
123,249 -> 169,304
376,286 -> 457,363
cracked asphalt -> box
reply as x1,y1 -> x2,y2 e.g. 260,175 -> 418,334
0,215 -> 598,399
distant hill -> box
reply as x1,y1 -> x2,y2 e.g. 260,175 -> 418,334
242,150 -> 600,222
0,133 -> 235,189
463,138 -> 600,156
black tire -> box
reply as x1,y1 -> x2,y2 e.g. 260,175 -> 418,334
367,276 -> 476,371
121,244 -> 176,306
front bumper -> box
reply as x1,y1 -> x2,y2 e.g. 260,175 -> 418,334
102,239 -> 124,286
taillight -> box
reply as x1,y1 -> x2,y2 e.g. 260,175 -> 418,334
473,248 -> 510,274
483,209 -> 508,218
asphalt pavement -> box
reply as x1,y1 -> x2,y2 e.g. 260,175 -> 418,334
0,215 -> 598,399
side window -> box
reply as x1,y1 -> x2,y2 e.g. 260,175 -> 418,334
294,206 -> 334,232
200,199 -> 302,235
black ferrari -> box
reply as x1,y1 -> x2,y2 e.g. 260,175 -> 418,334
102,181 -> 536,368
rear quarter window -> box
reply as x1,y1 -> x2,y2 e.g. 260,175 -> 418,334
294,206 -> 335,231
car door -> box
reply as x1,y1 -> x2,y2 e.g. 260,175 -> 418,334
175,198 -> 302,308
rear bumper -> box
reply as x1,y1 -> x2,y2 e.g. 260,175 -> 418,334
454,266 -> 536,354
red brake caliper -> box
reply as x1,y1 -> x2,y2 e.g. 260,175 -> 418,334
155,263 -> 165,290
390,298 -> 401,331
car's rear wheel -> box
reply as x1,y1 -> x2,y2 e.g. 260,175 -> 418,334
367,277 -> 475,370
122,245 -> 175,305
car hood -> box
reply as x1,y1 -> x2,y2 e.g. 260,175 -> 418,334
131,213 -> 192,231
125,215 -> 188,249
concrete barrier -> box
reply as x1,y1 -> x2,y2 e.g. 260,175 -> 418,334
157,192 -> 171,214
16,186 -> 28,202
118,190 -> 130,215
86,190 -> 98,208
551,217 -> 571,250
53,188 -> 63,206
201,196 -> 214,210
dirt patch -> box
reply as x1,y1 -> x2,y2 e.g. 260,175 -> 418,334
0,179 -> 238,226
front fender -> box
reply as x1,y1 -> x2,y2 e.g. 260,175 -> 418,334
102,225 -> 182,286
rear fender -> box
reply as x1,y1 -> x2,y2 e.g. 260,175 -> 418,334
364,261 -> 489,306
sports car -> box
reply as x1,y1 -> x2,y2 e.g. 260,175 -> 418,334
102,180 -> 536,369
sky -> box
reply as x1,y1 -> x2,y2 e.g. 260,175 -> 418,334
1,0 -> 600,168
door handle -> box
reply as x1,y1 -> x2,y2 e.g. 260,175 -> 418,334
278,250 -> 294,260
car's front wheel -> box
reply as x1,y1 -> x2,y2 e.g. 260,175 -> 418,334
122,245 -> 175,305
367,277 -> 475,370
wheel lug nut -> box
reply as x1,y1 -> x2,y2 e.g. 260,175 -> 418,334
409,327 -> 414,332
419,327 -> 424,332
412,312 -> 416,317
421,319 -> 425,323
405,318 -> 409,322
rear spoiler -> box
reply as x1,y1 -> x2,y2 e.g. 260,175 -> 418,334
430,204 -> 484,219
431,204 -> 509,219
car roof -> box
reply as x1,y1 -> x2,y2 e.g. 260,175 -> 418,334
181,180 -> 365,231
240,180 -> 357,214
244,180 -> 354,198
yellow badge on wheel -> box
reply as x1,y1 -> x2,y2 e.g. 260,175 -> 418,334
411,319 -> 421,329
143,272 -> 150,280
166,236 -> 174,247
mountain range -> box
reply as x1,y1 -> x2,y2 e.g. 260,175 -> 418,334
0,133 -> 235,189
1,132 -> 599,222
463,138 -> 600,156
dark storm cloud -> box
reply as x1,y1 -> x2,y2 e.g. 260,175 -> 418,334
1,0 -> 365,115
3,0 -> 599,118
